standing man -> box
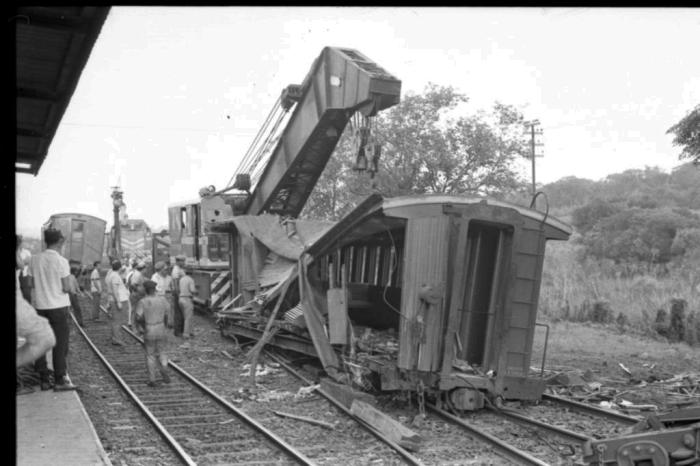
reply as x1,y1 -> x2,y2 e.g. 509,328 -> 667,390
90,261 -> 102,322
27,228 -> 76,391
178,268 -> 198,339
171,255 -> 186,338
134,280 -> 172,387
106,260 -> 129,346
16,235 -> 32,302
67,265 -> 85,327
151,261 -> 173,326
128,260 -> 147,328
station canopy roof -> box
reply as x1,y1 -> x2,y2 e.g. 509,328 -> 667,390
15,6 -> 110,175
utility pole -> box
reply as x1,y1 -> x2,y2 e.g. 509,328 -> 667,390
110,185 -> 124,259
525,120 -> 544,196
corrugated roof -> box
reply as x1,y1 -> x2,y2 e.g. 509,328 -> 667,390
15,6 -> 110,175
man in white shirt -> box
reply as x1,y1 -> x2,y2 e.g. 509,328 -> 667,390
27,228 -> 76,391
106,260 -> 130,346
16,235 -> 32,302
151,261 -> 173,325
90,261 -> 102,322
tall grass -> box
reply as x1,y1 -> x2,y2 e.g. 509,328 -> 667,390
538,239 -> 700,345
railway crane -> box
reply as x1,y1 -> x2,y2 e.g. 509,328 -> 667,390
180,46 -> 574,413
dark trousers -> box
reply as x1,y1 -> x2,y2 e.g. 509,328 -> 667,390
19,275 -> 32,302
34,307 -> 70,380
92,291 -> 102,320
172,292 -> 184,337
69,293 -> 84,326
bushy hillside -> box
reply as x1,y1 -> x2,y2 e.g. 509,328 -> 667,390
539,163 -> 700,346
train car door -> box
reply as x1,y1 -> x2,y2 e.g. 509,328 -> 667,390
440,206 -> 520,378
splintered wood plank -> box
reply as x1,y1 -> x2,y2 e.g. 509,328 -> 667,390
350,400 -> 423,451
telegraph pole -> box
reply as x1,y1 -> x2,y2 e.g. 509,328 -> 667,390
525,120 -> 543,196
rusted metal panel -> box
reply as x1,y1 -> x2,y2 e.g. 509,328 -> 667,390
398,216 -> 450,371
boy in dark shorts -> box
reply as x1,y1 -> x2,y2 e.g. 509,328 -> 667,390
134,280 -> 171,387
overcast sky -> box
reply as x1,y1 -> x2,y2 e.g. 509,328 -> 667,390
15,7 -> 700,237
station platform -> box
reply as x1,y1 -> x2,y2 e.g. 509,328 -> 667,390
16,388 -> 111,466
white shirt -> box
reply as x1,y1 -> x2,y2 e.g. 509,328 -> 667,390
106,270 -> 130,303
151,272 -> 172,297
28,249 -> 70,309
178,275 -> 196,298
17,248 -> 31,276
90,268 -> 102,293
171,264 -> 185,292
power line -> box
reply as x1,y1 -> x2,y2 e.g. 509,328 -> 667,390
61,121 -> 258,135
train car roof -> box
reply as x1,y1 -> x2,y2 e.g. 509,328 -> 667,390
47,213 -> 107,224
305,194 -> 573,258
167,198 -> 201,209
382,194 -> 573,235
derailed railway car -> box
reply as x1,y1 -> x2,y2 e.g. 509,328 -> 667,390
42,213 -> 107,266
215,193 -> 572,410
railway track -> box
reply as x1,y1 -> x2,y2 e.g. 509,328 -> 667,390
75,304 -> 313,466
261,350 -> 644,466
71,295 -> 644,465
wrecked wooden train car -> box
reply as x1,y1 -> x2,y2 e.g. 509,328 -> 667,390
212,193 -> 572,410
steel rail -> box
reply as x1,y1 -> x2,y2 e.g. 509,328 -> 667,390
427,403 -> 550,466
70,313 -> 196,466
487,406 -> 591,443
122,326 -> 315,466
542,393 -> 640,425
264,350 -> 426,466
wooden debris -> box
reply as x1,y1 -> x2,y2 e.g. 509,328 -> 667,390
350,400 -> 423,451
221,350 -> 235,360
618,363 -> 632,377
320,378 -> 376,409
246,276 -> 293,383
273,410 -> 334,430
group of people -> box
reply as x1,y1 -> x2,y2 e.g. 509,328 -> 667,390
16,229 -> 199,391
104,254 -> 198,386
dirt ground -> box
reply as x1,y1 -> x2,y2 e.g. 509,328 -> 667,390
533,321 -> 700,410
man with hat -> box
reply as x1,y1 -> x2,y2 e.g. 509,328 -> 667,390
134,279 -> 171,387
151,261 -> 173,314
171,255 -> 187,337
127,260 -> 147,328
27,228 -> 76,391
106,259 -> 129,346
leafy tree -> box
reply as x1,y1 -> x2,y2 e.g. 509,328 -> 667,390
571,199 -> 623,234
303,84 -> 528,220
667,104 -> 700,165
541,176 -> 597,209
582,208 -> 700,265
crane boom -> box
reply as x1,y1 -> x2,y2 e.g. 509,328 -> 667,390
244,47 -> 401,217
